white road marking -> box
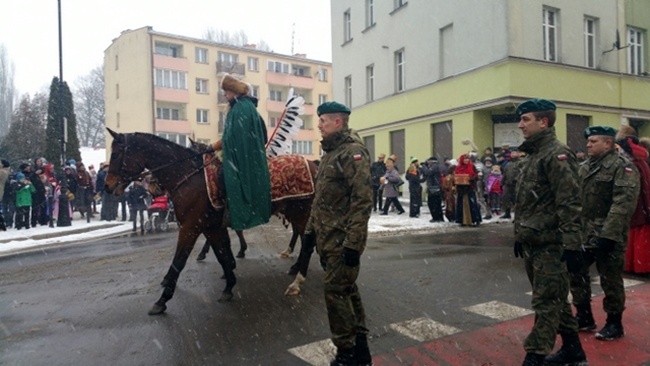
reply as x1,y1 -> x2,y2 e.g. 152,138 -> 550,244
389,317 -> 461,342
463,300 -> 534,321
288,338 -> 336,366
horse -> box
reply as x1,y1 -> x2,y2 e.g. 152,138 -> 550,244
104,129 -> 318,315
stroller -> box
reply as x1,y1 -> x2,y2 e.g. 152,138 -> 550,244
144,194 -> 172,232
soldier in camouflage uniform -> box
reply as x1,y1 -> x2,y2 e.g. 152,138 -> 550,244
570,126 -> 639,341
500,150 -> 524,219
303,101 -> 373,366
513,99 -> 587,366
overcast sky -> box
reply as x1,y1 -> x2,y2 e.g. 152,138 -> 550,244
1,0 -> 332,96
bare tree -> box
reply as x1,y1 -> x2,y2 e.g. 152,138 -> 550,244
202,28 -> 272,51
0,44 -> 16,138
73,66 -> 105,147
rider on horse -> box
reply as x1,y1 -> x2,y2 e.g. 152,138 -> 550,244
206,74 -> 271,231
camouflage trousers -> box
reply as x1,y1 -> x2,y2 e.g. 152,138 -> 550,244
523,243 -> 578,354
323,254 -> 369,350
570,247 -> 626,314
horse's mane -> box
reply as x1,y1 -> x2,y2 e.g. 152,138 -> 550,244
132,132 -> 195,155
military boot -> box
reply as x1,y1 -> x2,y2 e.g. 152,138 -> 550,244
522,352 -> 545,366
354,333 -> 373,366
330,347 -> 356,366
595,312 -> 624,341
575,303 -> 596,331
544,332 -> 588,365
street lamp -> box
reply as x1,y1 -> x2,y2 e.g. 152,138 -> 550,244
56,0 -> 71,227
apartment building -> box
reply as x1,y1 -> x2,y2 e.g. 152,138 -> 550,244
331,0 -> 650,167
104,26 -> 332,161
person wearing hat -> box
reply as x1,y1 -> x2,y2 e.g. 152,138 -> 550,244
370,153 -> 387,212
406,157 -> 424,218
513,99 -> 588,365
568,126 -> 639,344
127,178 -> 149,234
206,73 -> 270,231
14,172 -> 35,230
302,101 -> 373,366
0,159 -> 10,230
422,156 -> 444,222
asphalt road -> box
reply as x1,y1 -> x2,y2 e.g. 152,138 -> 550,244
0,219 -> 604,365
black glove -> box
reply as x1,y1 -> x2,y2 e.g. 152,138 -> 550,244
514,241 -> 524,258
341,247 -> 361,267
562,250 -> 585,274
204,144 -> 215,153
595,237 -> 617,252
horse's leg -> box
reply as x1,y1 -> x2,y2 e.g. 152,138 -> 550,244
149,229 -> 200,315
280,225 -> 300,259
209,227 -> 237,301
285,233 -> 316,296
235,230 -> 247,258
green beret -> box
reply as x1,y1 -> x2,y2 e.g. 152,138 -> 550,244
516,99 -> 556,116
317,101 -> 351,116
583,126 -> 617,139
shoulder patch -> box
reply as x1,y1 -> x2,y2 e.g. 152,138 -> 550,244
625,167 -> 634,173
353,154 -> 362,161
557,154 -> 567,161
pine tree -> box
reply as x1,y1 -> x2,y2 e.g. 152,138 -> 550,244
45,77 -> 81,165
0,93 -> 47,163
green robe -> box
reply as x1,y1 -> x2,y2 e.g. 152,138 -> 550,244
222,96 -> 271,230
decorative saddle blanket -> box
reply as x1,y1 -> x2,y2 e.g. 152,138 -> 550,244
203,153 -> 315,209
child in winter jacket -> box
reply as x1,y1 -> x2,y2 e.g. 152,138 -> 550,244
15,172 -> 35,229
486,165 -> 503,216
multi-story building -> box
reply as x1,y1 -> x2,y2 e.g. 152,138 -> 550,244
332,0 -> 650,167
104,26 -> 332,161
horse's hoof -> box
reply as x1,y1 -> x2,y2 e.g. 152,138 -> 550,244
279,249 -> 291,258
218,292 -> 233,302
284,286 -> 301,296
148,303 -> 167,315
236,251 -> 245,258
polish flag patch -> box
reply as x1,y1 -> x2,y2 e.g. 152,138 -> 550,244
625,167 -> 634,173
353,154 -> 362,161
557,154 -> 568,161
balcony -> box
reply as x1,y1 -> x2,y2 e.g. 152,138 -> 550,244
266,72 -> 314,89
155,119 -> 191,134
154,87 -> 189,104
153,54 -> 189,71
216,61 -> 245,76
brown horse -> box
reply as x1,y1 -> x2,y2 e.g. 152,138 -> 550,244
104,129 -> 317,315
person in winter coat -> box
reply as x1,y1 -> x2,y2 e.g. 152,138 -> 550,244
422,156 -> 444,222
0,159 -> 10,230
486,165 -> 503,216
127,179 -> 149,233
64,167 -> 78,212
380,157 -> 405,215
14,172 -> 35,230
29,165 -> 48,227
75,163 -> 94,220
441,164 -> 457,222
454,154 -> 482,226
616,134 -> 650,275
405,157 -> 425,218
370,154 -> 387,212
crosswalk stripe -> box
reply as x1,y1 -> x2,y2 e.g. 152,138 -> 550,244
288,339 -> 336,366
389,317 -> 461,342
463,300 -> 534,321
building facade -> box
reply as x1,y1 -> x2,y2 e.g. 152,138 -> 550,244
104,26 -> 332,161
331,0 -> 650,167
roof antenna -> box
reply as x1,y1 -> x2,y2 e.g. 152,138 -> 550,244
291,22 -> 296,55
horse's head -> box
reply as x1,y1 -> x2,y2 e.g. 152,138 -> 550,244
105,128 -> 146,195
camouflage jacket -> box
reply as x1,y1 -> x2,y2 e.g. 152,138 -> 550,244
514,128 -> 582,250
306,128 -> 373,254
580,149 -> 639,247
503,158 -> 522,188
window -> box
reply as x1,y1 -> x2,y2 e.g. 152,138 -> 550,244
344,75 -> 352,107
218,111 -> 225,133
292,65 -> 309,76
318,94 -> 328,105
195,47 -> 208,63
394,0 -> 407,10
251,85 -> 259,98
270,89 -> 283,101
317,67 -> 328,81
116,84 -> 119,99
248,57 -> 259,71
115,55 -> 118,70
116,112 -> 120,128
218,51 -> 238,64
395,49 -> 405,92
195,78 -> 208,93
365,0 -> 375,28
267,60 -> 290,73
269,116 -> 279,128
366,65 -> 375,102
154,42 -> 182,57
584,18 -> 596,68
543,8 -> 558,62
154,68 -> 187,90
196,109 -> 209,124
344,9 -> 352,42
156,133 -> 188,147
156,107 -> 181,120
292,140 -> 313,155
628,27 -> 645,75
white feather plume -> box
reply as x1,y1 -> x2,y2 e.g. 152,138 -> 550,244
266,88 -> 305,157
